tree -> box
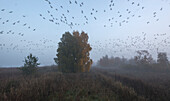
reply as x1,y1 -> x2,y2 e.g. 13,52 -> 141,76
97,55 -> 128,67
157,52 -> 169,67
54,31 -> 92,73
97,55 -> 109,67
134,50 -> 153,65
20,53 -> 40,75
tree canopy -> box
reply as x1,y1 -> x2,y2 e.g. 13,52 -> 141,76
54,31 -> 92,73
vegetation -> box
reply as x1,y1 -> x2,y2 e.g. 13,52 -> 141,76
134,50 -> 154,65
1,35 -> 170,101
97,55 -> 128,67
0,67 -> 170,101
1,49 -> 170,101
54,31 -> 92,73
157,52 -> 169,67
20,53 -> 40,75
97,50 -> 169,69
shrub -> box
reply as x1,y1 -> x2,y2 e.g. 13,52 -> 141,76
20,53 -> 40,75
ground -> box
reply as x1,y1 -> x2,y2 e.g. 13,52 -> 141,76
0,66 -> 170,101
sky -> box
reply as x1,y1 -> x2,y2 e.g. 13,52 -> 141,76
0,0 -> 170,67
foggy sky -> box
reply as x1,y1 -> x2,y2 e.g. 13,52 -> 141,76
0,0 -> 170,67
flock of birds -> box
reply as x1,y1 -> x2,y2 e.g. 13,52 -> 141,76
39,0 -> 96,28
38,0 -> 170,28
92,32 -> 170,59
0,38 -> 57,56
39,0 -> 146,28
1,0 -> 170,65
0,9 -> 36,37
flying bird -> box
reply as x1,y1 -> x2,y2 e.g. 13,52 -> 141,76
1,9 -> 5,11
50,5 -> 53,8
75,1 -> 77,4
0,31 -> 3,34
23,23 -> 27,26
94,17 -> 97,20
13,22 -> 16,25
160,8 -> 163,11
9,11 -> 13,13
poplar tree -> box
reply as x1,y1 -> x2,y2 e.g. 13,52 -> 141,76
54,31 -> 92,73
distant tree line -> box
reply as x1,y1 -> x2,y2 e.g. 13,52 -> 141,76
97,50 -> 169,68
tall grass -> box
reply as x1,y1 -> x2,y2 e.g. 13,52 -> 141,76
0,67 -> 170,101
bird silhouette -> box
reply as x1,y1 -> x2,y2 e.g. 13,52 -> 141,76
50,5 -> 53,9
160,8 -> 163,11
13,22 -> 16,25
75,1 -> 77,4
9,11 -> 13,13
1,9 -> 5,11
23,23 -> 27,26
0,31 -> 3,34
69,1 -> 72,4
94,17 -> 97,20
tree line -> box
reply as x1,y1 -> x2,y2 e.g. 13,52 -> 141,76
97,50 -> 169,68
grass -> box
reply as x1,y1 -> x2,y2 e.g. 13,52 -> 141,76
0,66 -> 170,101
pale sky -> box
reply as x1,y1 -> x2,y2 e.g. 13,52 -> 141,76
0,0 -> 170,67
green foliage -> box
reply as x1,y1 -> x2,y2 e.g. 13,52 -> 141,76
55,31 -> 92,73
20,53 -> 40,75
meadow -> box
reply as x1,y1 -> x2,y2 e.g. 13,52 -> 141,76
0,66 -> 170,101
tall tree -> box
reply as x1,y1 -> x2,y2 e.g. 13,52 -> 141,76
54,31 -> 92,73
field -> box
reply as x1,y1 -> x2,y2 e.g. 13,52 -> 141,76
0,66 -> 170,101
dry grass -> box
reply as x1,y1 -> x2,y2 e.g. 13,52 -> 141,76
0,66 -> 170,101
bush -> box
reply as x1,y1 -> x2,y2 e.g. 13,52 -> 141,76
20,53 -> 40,75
